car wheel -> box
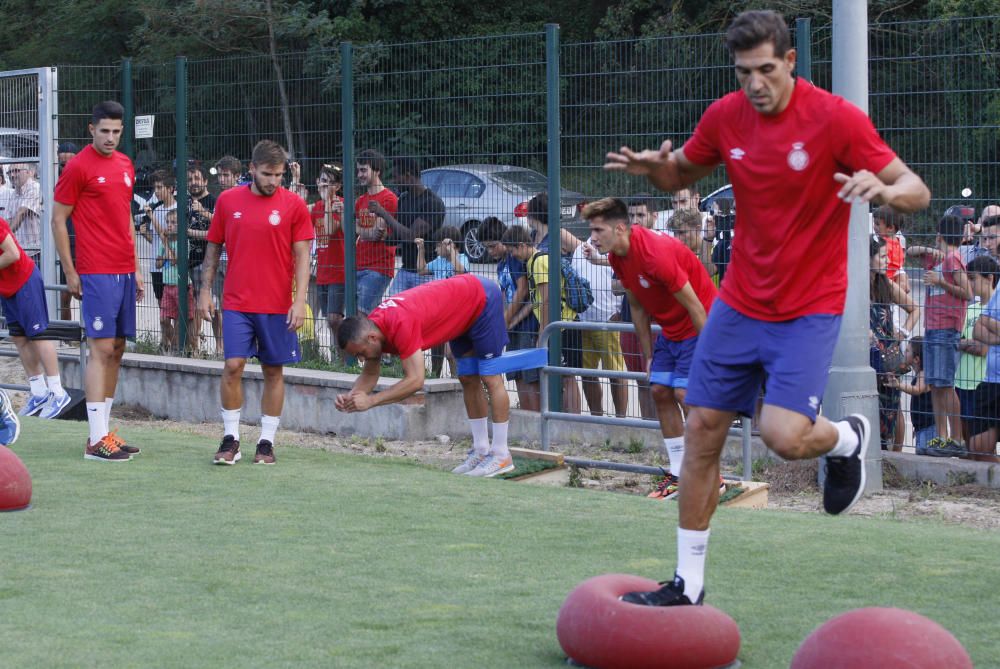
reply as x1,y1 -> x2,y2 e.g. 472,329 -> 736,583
462,220 -> 487,263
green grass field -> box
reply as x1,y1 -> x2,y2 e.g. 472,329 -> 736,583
3,419 -> 998,668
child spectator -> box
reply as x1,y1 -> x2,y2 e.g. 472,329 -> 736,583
873,205 -> 911,294
311,163 -> 346,352
969,268 -> 1000,463
885,337 -> 932,454
416,225 -> 468,279
156,210 -> 193,353
907,215 -> 973,454
479,217 -> 540,411
956,255 -> 998,442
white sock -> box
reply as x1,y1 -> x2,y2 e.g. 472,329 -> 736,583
86,402 -> 107,444
663,436 -> 685,476
46,375 -> 65,398
104,397 -> 114,434
221,408 -> 241,441
260,415 -> 280,444
676,527 -> 710,600
469,417 -> 489,455
490,421 -> 510,459
828,420 -> 860,458
28,375 -> 46,397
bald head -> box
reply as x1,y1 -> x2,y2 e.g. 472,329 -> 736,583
980,204 -> 1000,225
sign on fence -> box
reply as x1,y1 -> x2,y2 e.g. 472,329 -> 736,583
134,114 -> 154,139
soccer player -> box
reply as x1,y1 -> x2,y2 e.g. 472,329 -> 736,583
0,215 -> 70,419
198,140 -> 314,466
604,10 -> 930,606
584,198 -> 717,499
52,100 -> 144,462
335,273 -> 513,478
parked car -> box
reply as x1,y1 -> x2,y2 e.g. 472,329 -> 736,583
0,127 -> 39,161
420,164 -> 586,262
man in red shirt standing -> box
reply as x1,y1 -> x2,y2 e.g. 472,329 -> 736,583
354,149 -> 398,314
311,163 -> 346,346
585,198 -> 717,499
605,10 -> 930,607
52,100 -> 144,462
335,274 -> 513,478
198,140 -> 314,465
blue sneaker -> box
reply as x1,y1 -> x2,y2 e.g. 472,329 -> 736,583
39,392 -> 71,419
0,390 -> 21,446
19,393 -> 48,417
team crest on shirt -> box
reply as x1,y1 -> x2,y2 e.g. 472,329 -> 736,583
123,172 -> 132,187
638,275 -> 650,289
93,316 -> 104,332
787,142 -> 809,171
268,210 -> 281,226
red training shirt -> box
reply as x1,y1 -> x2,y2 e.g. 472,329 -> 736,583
883,235 -> 904,281
368,274 -> 486,359
53,144 -> 135,274
208,185 -> 314,314
312,198 -> 345,285
356,188 -> 399,277
683,79 -> 898,321
608,225 -> 717,341
0,217 -> 37,298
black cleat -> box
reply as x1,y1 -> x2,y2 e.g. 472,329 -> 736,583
823,414 -> 870,515
620,574 -> 703,607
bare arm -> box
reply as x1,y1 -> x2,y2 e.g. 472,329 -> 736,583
627,290 -> 654,361
51,201 -> 80,298
974,314 -> 1000,346
287,239 -> 311,330
672,282 -> 707,333
505,275 -> 530,328
197,242 -> 221,321
604,139 -> 717,193
415,238 -> 429,275
887,279 -> 920,334
834,157 -> 931,214
0,235 -> 20,270
907,245 -> 943,263
336,352 -> 426,412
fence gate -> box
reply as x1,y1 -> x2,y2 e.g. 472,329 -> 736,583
0,67 -> 57,316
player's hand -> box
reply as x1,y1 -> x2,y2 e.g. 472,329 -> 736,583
65,270 -> 82,299
134,274 -> 145,302
413,237 -> 424,248
924,270 -> 941,287
834,170 -> 891,205
336,390 -> 373,413
287,300 -> 306,331
582,242 -> 594,260
198,288 -> 215,321
703,216 -> 715,242
604,139 -> 676,176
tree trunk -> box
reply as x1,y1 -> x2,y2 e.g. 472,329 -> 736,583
265,0 -> 296,158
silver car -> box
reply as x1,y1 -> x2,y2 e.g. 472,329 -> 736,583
420,164 -> 585,262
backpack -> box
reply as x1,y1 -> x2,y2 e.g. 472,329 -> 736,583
529,252 -> 595,314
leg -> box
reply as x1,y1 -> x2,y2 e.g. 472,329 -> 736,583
757,404 -> 839,460
562,376 -> 581,413
12,335 -> 42,378
260,364 -> 285,416
968,427 -> 1000,463
458,373 -> 489,419
651,384 -> 685,438
610,378 -> 628,418
679,406 -> 736,530
221,357 -> 246,411
580,375 -> 604,416
929,386 -> 952,439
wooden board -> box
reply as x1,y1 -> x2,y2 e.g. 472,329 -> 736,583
509,447 -> 564,466
721,481 -> 769,509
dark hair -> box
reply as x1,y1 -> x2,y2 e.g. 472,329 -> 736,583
582,197 -> 629,223
393,157 -> 421,178
91,100 -> 124,124
669,208 -> 702,231
501,225 -> 533,246
869,233 -> 886,259
319,163 -> 343,184
967,255 -> 1000,288
869,236 -> 894,304
938,214 -> 965,245
357,149 -> 385,176
726,10 -> 792,57
981,215 -> 1000,231
251,140 -> 288,167
187,163 -> 208,179
908,336 -> 923,363
151,169 -> 176,189
627,193 -> 659,214
527,192 -> 548,225
434,225 -> 462,245
337,314 -> 373,349
57,141 -> 79,154
873,205 -> 909,233
478,216 -> 507,243
215,156 -> 242,174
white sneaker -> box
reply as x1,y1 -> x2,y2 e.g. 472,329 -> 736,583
451,449 -> 487,474
466,454 -> 515,478
39,392 -> 71,419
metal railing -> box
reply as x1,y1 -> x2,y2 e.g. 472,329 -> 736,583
537,320 -> 753,481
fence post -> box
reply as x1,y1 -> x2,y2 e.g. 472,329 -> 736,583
826,1 -> 882,492
175,56 -> 190,353
341,42 -> 356,319
121,58 -> 134,159
795,18 -> 812,82
545,23 -> 563,412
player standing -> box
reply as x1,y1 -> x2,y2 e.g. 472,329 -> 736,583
605,10 -> 930,606
52,101 -> 144,461
198,140 -> 313,465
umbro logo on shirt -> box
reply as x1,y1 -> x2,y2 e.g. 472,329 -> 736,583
97,176 -> 106,184
729,148 -> 746,161
233,212 -> 242,219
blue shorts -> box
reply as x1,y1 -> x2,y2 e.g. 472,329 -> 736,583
222,310 -> 300,365
924,328 -> 960,387
650,334 -> 698,389
1,268 -> 49,337
685,299 -> 842,421
81,273 -> 137,339
449,276 -> 509,363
